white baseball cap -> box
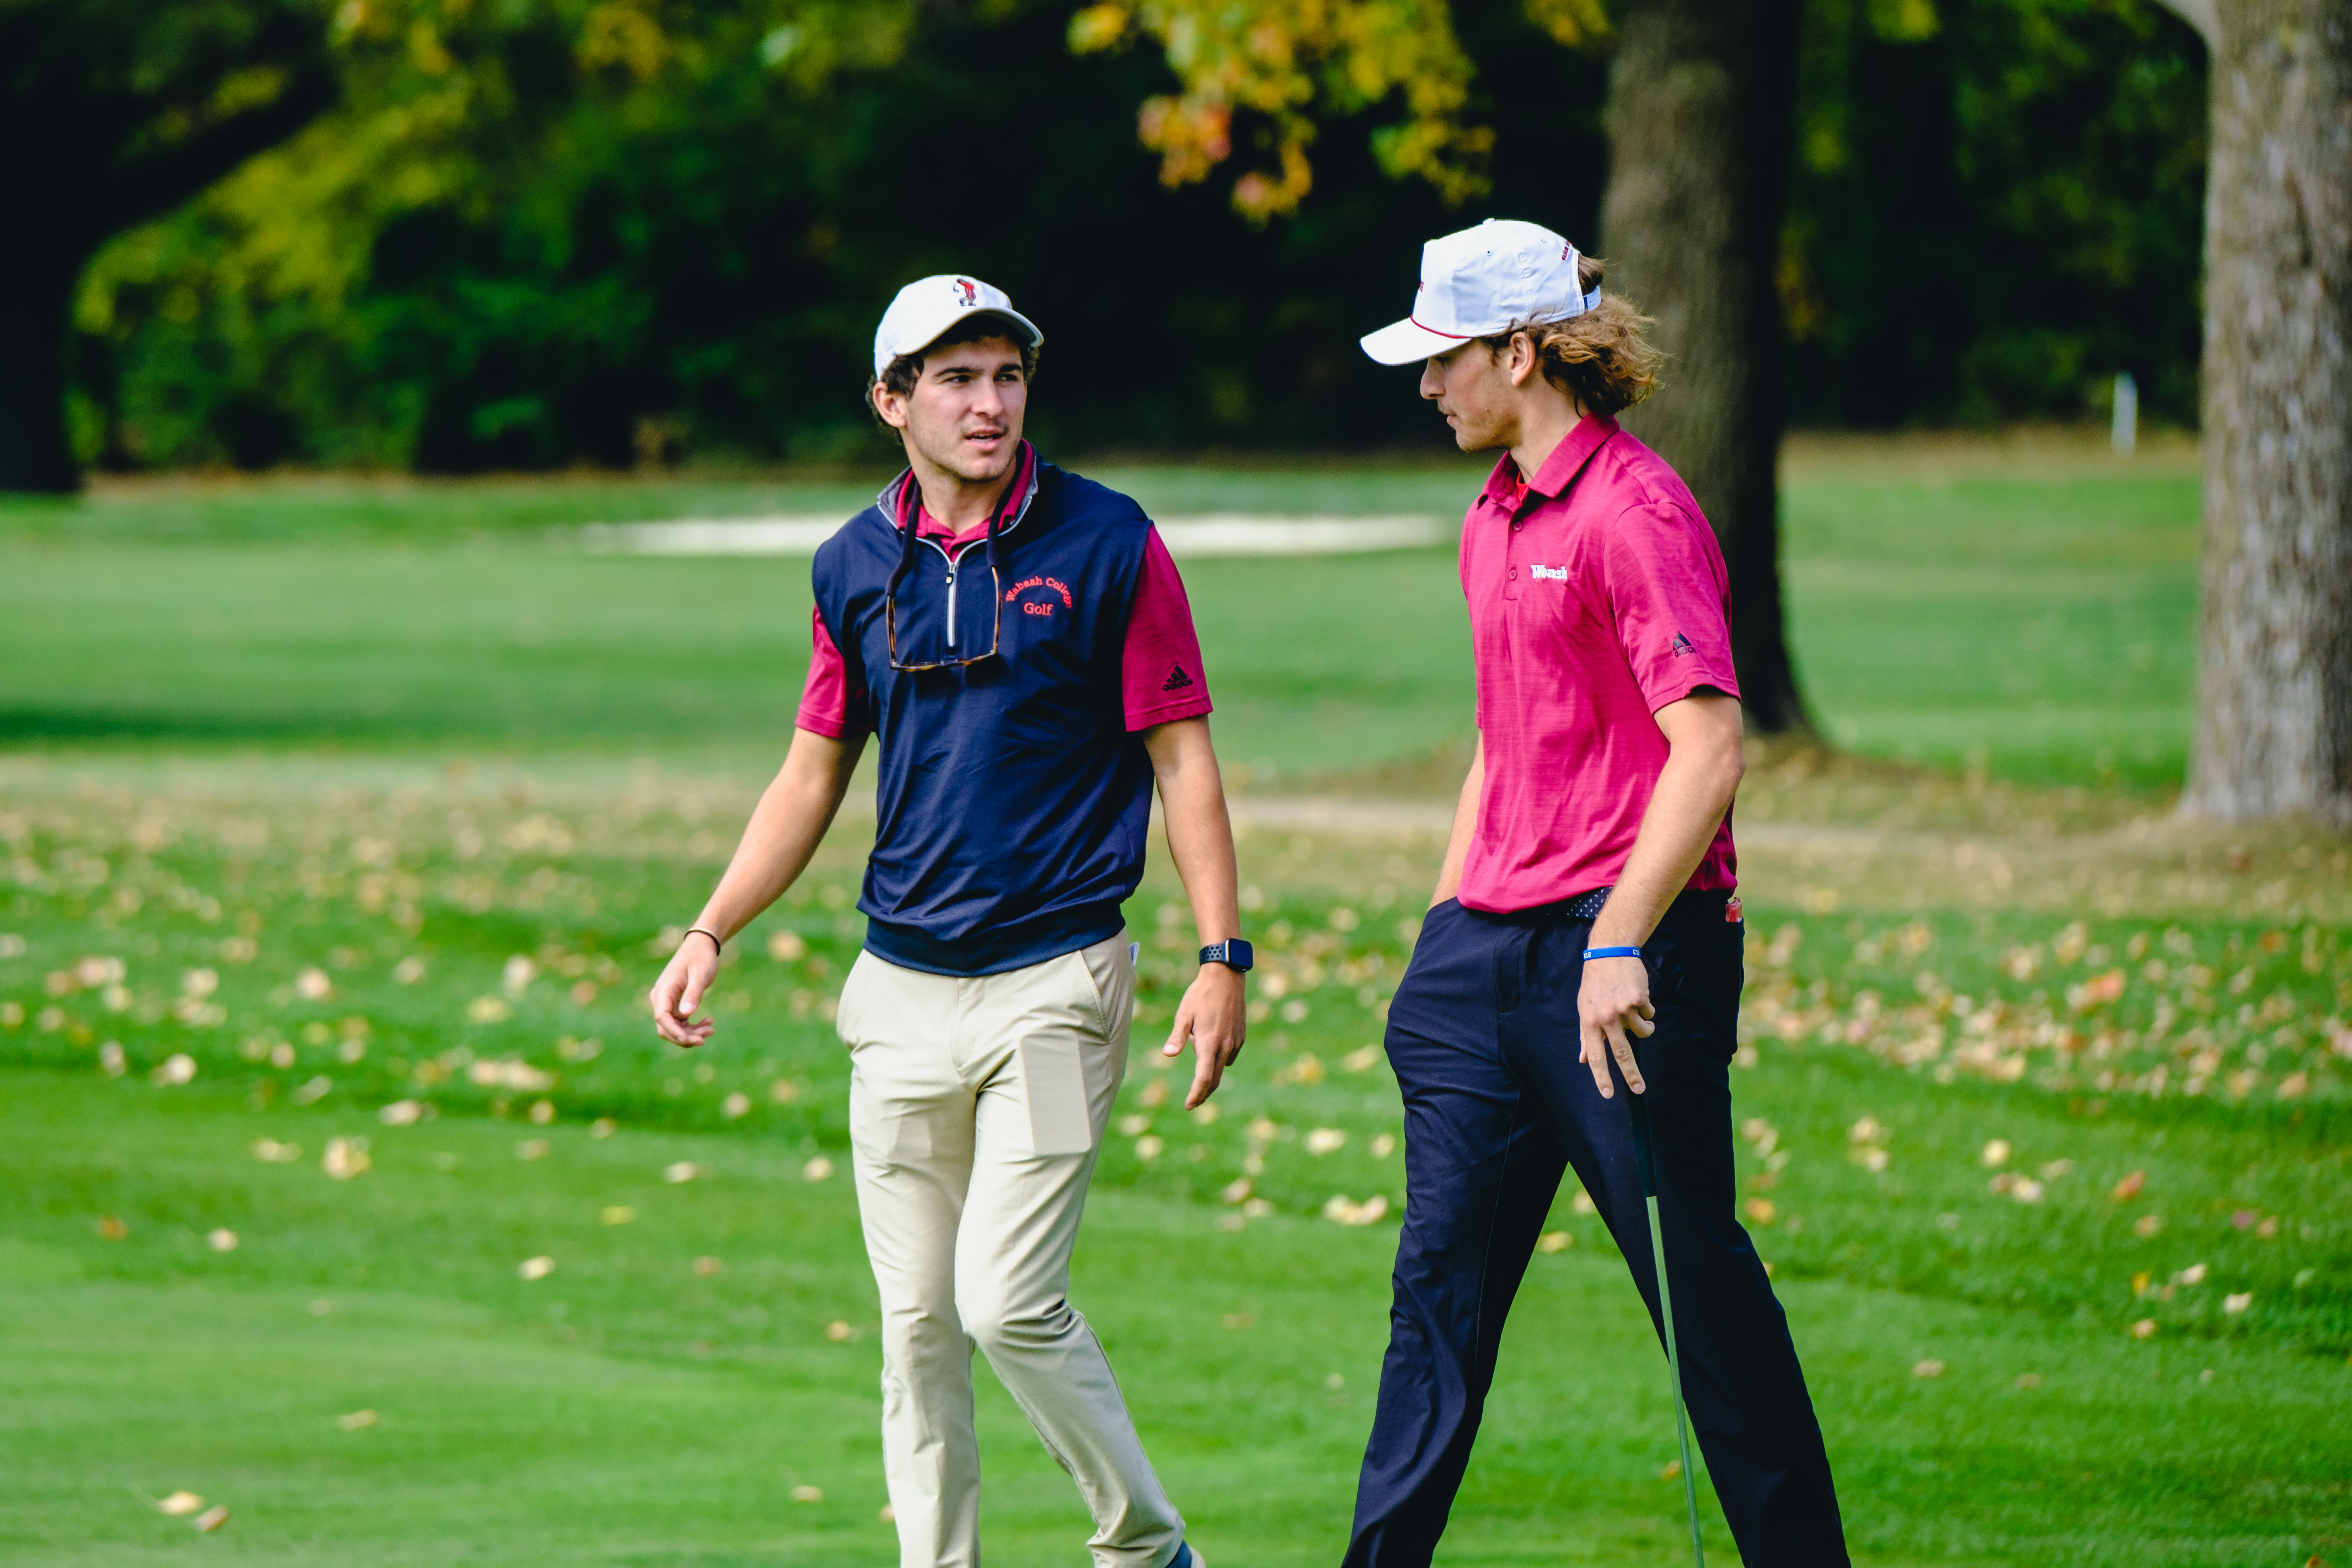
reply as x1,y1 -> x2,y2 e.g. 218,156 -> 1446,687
1360,218 -> 1600,366
873,273 -> 1043,377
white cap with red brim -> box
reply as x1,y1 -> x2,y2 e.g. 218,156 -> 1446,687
874,274 -> 1043,376
1360,218 -> 1601,366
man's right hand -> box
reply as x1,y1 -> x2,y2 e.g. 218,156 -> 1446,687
649,934 -> 721,1048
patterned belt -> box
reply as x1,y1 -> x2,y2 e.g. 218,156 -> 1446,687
1553,887 -> 1612,920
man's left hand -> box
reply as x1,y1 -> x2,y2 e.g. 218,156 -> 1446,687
1577,954 -> 1654,1099
1165,964 -> 1247,1109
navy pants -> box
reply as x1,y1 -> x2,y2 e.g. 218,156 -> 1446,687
1344,892 -> 1848,1567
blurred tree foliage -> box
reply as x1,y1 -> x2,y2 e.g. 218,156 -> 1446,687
64,0 -> 2204,473
1784,0 -> 2208,427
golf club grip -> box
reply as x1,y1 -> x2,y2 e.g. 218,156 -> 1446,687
1626,1041 -> 1660,1199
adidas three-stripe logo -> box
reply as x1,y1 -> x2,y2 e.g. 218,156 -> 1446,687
1161,665 -> 1196,693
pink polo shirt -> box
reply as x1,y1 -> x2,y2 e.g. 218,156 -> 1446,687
1457,414 -> 1741,912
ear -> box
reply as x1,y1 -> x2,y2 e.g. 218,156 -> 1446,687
872,381 -> 911,430
1504,331 -> 1541,389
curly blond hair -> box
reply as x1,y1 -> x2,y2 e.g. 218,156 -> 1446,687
1481,254 -> 1662,417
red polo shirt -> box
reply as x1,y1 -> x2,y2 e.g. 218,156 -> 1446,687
1458,414 -> 1741,912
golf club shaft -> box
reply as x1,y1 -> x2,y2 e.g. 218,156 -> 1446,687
1629,1087 -> 1706,1568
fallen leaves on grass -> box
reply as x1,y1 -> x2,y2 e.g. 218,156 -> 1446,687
98,1216 -> 128,1240
1913,1360 -> 1945,1378
801,1156 -> 833,1182
722,1092 -> 751,1119
1661,1459 -> 1682,1480
1536,1231 -> 1573,1253
193,1504 -> 230,1533
2130,1319 -> 2158,1339
1744,1198 -> 1777,1225
694,1256 -> 721,1276
1980,1139 -> 2010,1168
150,1053 -> 196,1086
2134,1213 -> 2164,1237
1322,1194 -> 1388,1226
790,1485 -> 824,1503
469,1058 -> 553,1091
318,1137 -> 369,1179
337,1409 -> 378,1430
207,1229 -> 237,1252
1371,1132 -> 1396,1158
2016,1373 -> 2043,1389
2224,1291 -> 2253,1314
1305,1128 -> 1347,1155
665,1161 -> 703,1184
591,1118 -> 617,1138
156,1491 -> 205,1516
296,967 -> 333,1001
823,1320 -> 854,1342
518,1256 -> 555,1280
378,1099 -> 426,1126
2111,1169 -> 2145,1202
601,1206 -> 635,1225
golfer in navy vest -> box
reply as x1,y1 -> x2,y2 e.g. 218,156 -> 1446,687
1345,221 -> 1848,1566
650,275 -> 1246,1568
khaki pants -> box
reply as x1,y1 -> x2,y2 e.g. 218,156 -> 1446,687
836,935 -> 1185,1568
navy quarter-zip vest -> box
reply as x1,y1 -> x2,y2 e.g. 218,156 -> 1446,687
810,457 -> 1156,976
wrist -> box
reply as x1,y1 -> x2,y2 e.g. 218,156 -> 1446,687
1197,937 -> 1253,974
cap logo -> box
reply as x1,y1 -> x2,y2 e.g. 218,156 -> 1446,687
952,278 -> 978,307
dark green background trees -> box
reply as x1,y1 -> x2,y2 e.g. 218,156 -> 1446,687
49,0 -> 2206,477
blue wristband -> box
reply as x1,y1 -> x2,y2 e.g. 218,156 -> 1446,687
1583,946 -> 1643,961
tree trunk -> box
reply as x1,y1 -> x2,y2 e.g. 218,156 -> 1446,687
1598,0 -> 1809,734
0,248 -> 82,493
2183,0 -> 2352,823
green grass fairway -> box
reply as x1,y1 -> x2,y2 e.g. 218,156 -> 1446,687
5,437 -> 2347,1564
0,434 -> 2197,786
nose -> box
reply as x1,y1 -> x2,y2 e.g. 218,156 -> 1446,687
1419,357 -> 1444,400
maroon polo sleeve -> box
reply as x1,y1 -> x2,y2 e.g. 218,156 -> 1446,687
1120,528 -> 1214,731
796,604 -> 868,737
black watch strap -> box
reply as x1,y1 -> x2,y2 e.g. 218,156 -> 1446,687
1199,939 -> 1254,972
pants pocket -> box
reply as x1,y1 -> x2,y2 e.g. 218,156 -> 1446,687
1017,1031 -> 1096,1156
835,951 -> 871,1050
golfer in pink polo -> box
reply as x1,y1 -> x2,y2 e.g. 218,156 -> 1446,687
1343,220 -> 1848,1566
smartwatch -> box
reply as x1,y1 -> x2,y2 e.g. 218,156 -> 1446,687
1199,939 -> 1254,973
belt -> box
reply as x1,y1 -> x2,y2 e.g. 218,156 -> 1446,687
1494,885 -> 1738,925
1526,887 -> 1613,921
